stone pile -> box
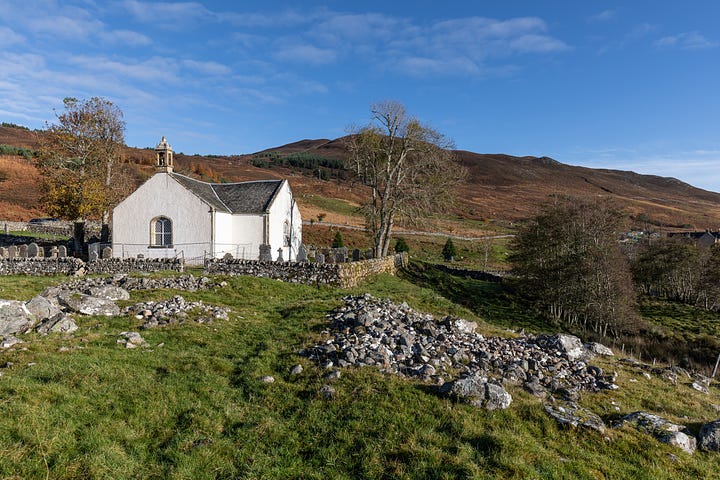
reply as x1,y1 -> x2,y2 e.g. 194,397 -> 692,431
302,294 -> 616,402
123,295 -> 229,329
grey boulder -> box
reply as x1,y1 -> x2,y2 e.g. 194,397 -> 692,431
698,420 -> 720,451
25,295 -> 62,321
616,411 -> 696,455
442,373 -> 512,410
36,314 -> 78,335
544,401 -> 606,433
0,299 -> 37,335
59,293 -> 120,316
88,285 -> 130,301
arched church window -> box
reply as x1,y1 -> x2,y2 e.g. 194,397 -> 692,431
284,220 -> 291,247
151,216 -> 172,247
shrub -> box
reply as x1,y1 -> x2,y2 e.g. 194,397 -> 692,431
442,238 -> 457,261
332,231 -> 344,248
394,237 -> 409,253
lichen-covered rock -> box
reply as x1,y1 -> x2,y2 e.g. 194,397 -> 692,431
442,373 -> 512,410
0,299 -> 36,335
59,293 -> 120,316
88,285 -> 130,301
0,335 -> 23,349
118,331 -> 148,349
544,401 -> 606,433
535,334 -> 587,361
616,411 -> 696,455
36,314 -> 78,335
585,342 -> 614,356
698,420 -> 720,451
25,295 -> 61,321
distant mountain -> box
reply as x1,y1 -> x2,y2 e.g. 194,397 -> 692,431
1,124 -> 719,231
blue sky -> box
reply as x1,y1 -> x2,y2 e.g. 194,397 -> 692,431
1,1 -> 719,191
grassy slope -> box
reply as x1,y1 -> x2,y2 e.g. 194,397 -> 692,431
0,273 -> 720,478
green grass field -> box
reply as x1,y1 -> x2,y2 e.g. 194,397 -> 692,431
0,272 -> 720,478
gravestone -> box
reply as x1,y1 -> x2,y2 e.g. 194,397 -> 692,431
336,247 -> 348,258
37,246 -> 44,257
3,223 -> 8,235
58,246 -> 67,258
276,248 -> 284,262
365,249 -> 374,260
308,246 -> 316,258
223,252 -> 234,260
259,244 -> 272,262
89,251 -> 99,262
137,254 -> 144,259
27,243 -> 39,258
18,245 -> 28,258
352,249 -> 361,262
335,252 -> 346,264
7,245 -> 17,259
325,253 -> 335,264
0,247 -> 6,258
297,244 -> 308,262
50,246 -> 58,258
102,247 -> 112,259
315,253 -> 325,264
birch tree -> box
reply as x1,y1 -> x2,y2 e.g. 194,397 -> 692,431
348,101 -> 465,257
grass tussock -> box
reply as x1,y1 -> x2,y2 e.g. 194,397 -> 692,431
0,272 -> 719,478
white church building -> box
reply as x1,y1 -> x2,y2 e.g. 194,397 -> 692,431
112,137 -> 302,264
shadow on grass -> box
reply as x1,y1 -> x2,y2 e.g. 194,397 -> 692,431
400,260 -> 549,333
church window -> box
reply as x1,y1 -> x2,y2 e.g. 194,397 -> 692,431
151,216 -> 172,247
284,220 -> 291,247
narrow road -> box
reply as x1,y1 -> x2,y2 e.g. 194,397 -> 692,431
302,220 -> 514,241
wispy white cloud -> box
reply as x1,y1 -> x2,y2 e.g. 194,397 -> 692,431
100,29 -> 152,46
120,0 -> 213,26
655,31 -> 718,50
589,10 -> 616,22
273,43 -> 337,65
0,26 -> 24,46
181,59 -> 231,75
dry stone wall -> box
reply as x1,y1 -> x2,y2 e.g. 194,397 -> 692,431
204,253 -> 407,288
0,257 -> 183,276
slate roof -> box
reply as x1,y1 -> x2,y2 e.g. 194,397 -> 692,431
169,173 -> 283,214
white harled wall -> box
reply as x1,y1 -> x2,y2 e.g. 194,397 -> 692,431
267,181 -> 302,261
112,173 -> 212,263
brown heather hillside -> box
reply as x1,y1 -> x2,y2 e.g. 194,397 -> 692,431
1,124 -> 720,232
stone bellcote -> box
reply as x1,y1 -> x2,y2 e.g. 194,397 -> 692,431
155,136 -> 174,173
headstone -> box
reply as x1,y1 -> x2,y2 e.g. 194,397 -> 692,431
365,249 -> 374,260
102,246 -> 112,259
89,251 -> 99,262
88,242 -> 100,257
57,246 -> 67,258
3,223 -> 8,235
18,245 -> 28,258
37,246 -> 44,257
352,249 -> 361,262
50,246 -> 58,258
315,253 -> 325,264
137,254 -> 144,259
7,245 -> 17,259
27,243 -> 39,258
223,252 -> 233,260
336,247 -> 348,258
308,246 -> 316,258
335,252 -> 346,264
325,253 -> 335,264
0,247 -> 6,258
259,244 -> 272,262
276,248 -> 284,262
297,244 -> 308,262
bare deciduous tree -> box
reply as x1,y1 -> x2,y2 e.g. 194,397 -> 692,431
348,101 -> 466,257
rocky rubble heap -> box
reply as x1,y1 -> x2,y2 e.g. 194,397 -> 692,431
302,294 -> 616,403
123,295 -> 230,329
